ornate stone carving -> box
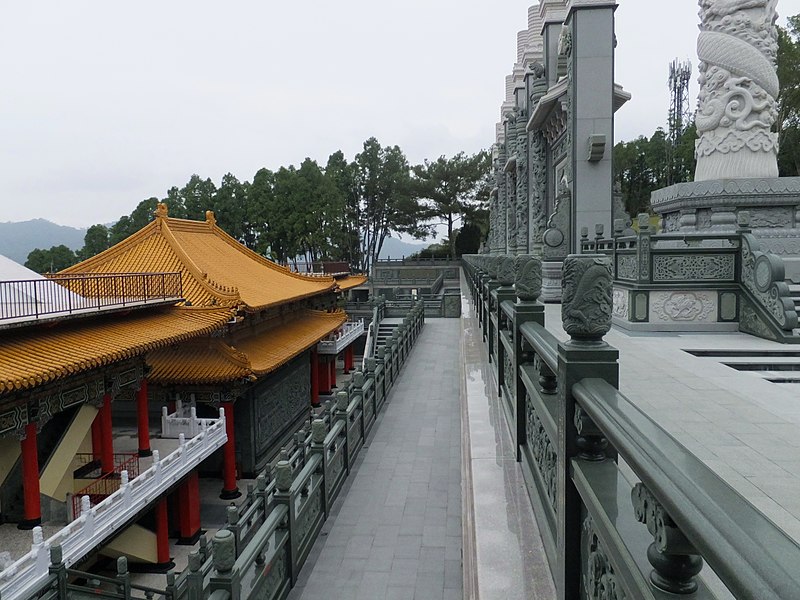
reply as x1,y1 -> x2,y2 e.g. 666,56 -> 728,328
254,358 -> 311,459
650,291 -> 716,322
497,256 -> 516,286
741,234 -> 798,330
526,393 -> 557,512
529,131 -> 548,246
631,483 -> 703,594
749,206 -> 792,227
543,180 -> 571,260
616,255 -> 637,281
582,516 -> 626,600
561,255 -> 613,340
652,254 -> 736,281
612,288 -> 628,319
514,254 -> 542,302
694,0 -> 779,180
503,351 -> 515,401
296,488 -> 322,547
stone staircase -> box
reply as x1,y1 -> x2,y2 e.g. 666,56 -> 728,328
375,319 -> 401,351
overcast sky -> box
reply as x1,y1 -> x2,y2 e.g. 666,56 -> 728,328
2,0 -> 800,228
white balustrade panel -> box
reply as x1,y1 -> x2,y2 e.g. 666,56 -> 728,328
317,320 -> 365,355
0,409 -> 228,600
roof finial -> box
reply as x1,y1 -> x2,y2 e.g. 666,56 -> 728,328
205,210 -> 216,227
155,203 -> 169,218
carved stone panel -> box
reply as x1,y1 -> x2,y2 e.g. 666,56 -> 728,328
612,288 -> 629,319
649,291 -> 717,323
582,516 -> 627,600
652,254 -> 735,282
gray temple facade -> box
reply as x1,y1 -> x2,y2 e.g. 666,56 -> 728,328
486,0 -> 630,301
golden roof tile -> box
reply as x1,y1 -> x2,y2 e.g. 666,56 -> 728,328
335,275 -> 368,290
146,309 -> 347,385
61,205 -> 337,310
0,307 -> 231,395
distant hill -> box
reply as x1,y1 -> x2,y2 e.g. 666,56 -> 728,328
0,219 -> 86,264
378,237 -> 427,260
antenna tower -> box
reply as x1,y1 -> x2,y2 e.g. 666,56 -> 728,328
666,59 -> 692,184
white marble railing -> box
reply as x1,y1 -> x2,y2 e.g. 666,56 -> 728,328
161,403 -> 219,439
0,409 -> 227,600
317,320 -> 364,355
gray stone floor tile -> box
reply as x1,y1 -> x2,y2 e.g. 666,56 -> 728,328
287,319 -> 462,599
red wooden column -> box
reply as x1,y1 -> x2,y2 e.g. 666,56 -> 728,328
220,401 -> 241,499
100,393 -> 114,474
154,497 -> 172,569
344,345 -> 354,373
310,349 -> 320,406
19,422 -> 41,529
136,378 -> 152,457
91,415 -> 102,462
177,471 -> 201,544
330,356 -> 337,389
318,357 -> 331,395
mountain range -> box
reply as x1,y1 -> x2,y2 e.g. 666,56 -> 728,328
0,219 -> 86,264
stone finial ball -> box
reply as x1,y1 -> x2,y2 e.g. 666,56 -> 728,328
497,256 -> 515,286
561,254 -> 613,341
514,255 -> 542,301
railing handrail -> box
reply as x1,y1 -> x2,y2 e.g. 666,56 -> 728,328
0,412 -> 227,600
519,321 -> 558,373
573,377 -> 800,600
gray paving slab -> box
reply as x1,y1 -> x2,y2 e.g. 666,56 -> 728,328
288,318 -> 462,600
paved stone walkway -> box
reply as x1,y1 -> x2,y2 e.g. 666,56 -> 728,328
288,318 -> 462,600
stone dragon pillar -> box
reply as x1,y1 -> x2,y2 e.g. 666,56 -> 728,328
694,0 -> 780,181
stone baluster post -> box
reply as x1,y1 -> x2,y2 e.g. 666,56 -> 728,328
555,253 -> 619,599
495,256 -> 517,399
635,213 -> 652,284
209,529 -> 239,599
510,255 -> 545,461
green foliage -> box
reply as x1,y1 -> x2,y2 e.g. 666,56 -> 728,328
353,138 -> 427,273
455,222 -> 482,256
25,245 -> 78,273
778,16 -> 800,176
411,150 -> 491,259
78,224 -> 110,260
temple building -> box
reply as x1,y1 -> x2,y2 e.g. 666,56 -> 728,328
0,203 -> 365,572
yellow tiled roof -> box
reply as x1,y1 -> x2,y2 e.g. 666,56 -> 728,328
237,309 -> 347,375
146,309 -> 347,385
336,275 -> 368,290
0,307 -> 231,394
61,206 -> 336,310
147,339 -> 252,385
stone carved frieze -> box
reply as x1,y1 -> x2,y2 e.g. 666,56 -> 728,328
529,131 -> 548,245
516,124 -> 530,251
652,254 -> 736,281
503,351 -> 515,402
526,392 -> 557,512
561,255 -> 613,340
582,516 -> 627,600
748,207 -> 793,228
650,291 -> 716,322
612,288 -> 628,319
254,358 -> 311,455
695,0 -> 780,180
616,255 -> 637,280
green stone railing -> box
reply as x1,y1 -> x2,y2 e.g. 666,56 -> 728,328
22,301 -> 426,600
462,253 -> 800,600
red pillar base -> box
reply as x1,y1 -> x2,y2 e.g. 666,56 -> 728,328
19,422 -> 41,530
153,497 -> 175,571
220,402 -> 241,500
177,471 -> 202,545
137,379 -> 152,458
330,357 -> 337,389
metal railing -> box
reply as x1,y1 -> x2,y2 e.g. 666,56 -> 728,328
0,272 -> 182,323
463,253 -> 800,600
71,453 -> 140,519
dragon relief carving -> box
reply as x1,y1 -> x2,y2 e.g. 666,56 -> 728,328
612,288 -> 629,319
695,0 -> 780,180
652,254 -> 736,281
582,516 -> 627,600
526,394 -> 557,512
561,256 -> 613,340
529,132 -> 548,245
650,292 -> 716,322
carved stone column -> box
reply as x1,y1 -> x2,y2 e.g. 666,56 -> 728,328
694,0 -> 779,181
